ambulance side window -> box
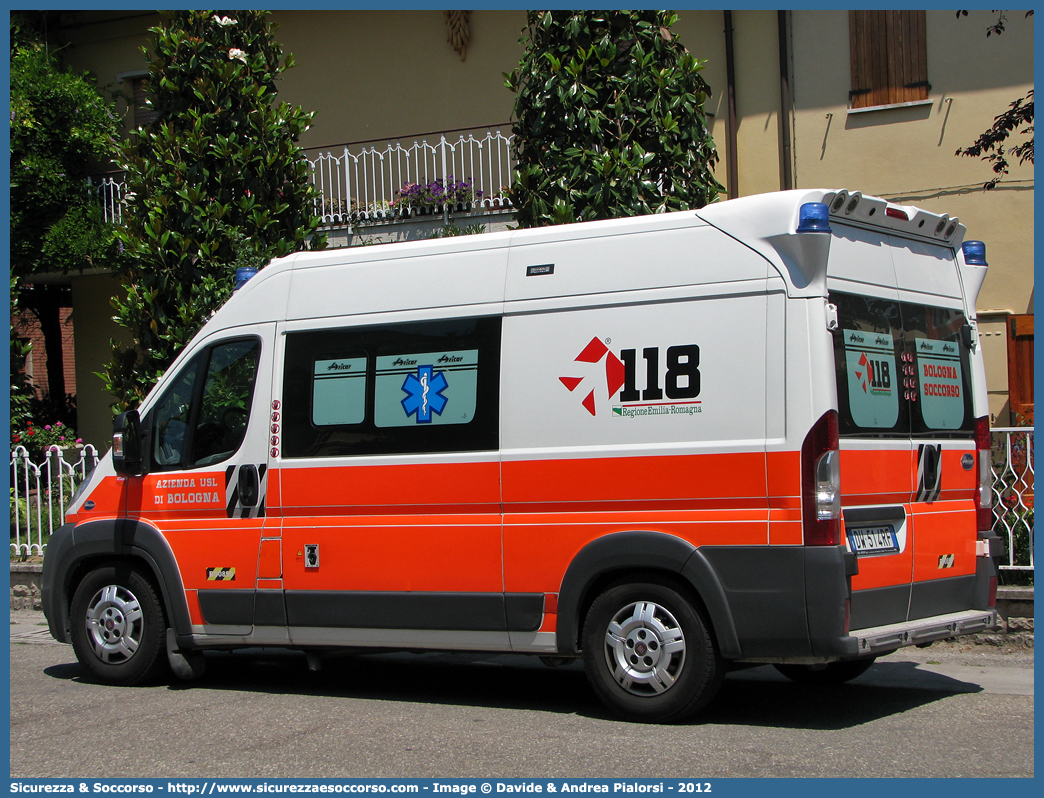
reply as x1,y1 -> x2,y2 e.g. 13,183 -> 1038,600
150,338 -> 261,471
281,316 -> 500,458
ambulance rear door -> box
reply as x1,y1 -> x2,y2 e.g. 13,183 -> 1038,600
891,239 -> 980,623
827,225 -> 915,628
829,225 -> 979,630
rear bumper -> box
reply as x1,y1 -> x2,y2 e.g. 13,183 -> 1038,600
850,608 -> 998,656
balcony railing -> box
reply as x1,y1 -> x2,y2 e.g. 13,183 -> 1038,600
89,174 -> 124,224
304,124 -> 516,225
89,124 -> 517,231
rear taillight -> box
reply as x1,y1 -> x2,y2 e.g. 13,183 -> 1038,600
802,410 -> 841,545
975,416 -> 993,532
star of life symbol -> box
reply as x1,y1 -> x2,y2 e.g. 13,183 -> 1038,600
559,336 -> 625,416
401,365 -> 449,423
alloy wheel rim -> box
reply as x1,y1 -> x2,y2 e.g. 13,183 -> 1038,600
604,600 -> 686,696
84,584 -> 144,664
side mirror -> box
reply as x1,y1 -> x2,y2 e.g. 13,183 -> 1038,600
112,410 -> 146,477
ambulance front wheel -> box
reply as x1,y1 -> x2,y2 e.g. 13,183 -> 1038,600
581,579 -> 724,723
774,657 -> 876,685
69,565 -> 168,685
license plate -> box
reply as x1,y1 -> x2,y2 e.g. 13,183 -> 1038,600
847,524 -> 899,555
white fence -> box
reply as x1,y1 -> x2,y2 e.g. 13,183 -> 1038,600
10,445 -> 100,557
991,427 -> 1034,571
89,124 -> 517,230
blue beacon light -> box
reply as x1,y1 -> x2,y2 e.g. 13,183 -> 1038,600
234,267 -> 259,291
962,241 -> 987,266
797,202 -> 831,234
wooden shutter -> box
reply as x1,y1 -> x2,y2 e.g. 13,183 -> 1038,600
849,11 -> 929,109
1007,314 -> 1034,422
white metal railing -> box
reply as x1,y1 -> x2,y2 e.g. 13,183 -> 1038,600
10,445 -> 100,557
305,124 -> 516,226
990,426 -> 1034,571
89,174 -> 124,224
89,125 -> 517,231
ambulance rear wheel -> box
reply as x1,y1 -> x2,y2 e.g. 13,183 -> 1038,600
774,657 -> 876,685
70,565 -> 168,685
581,579 -> 724,723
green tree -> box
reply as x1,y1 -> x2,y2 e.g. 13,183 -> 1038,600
9,14 -> 123,434
105,10 -> 324,411
505,10 -> 722,228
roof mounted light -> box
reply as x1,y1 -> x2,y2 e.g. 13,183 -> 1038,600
829,191 -> 848,214
234,267 -> 259,291
934,214 -> 950,237
945,218 -> 960,239
797,202 -> 831,234
885,207 -> 909,221
962,240 -> 987,266
844,191 -> 862,215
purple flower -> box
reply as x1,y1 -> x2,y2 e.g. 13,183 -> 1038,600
44,425 -> 52,431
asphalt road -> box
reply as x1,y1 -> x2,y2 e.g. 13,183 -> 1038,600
9,610 -> 1034,779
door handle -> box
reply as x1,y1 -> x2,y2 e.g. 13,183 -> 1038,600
917,444 -> 942,503
239,464 -> 259,507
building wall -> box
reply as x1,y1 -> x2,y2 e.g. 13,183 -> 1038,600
69,274 -> 132,451
789,9 -> 1034,422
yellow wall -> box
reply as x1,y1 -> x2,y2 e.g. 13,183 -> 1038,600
70,274 -> 132,450
789,10 -> 1034,317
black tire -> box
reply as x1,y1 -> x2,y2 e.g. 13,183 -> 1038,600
581,579 -> 724,723
774,657 -> 876,685
69,565 -> 168,685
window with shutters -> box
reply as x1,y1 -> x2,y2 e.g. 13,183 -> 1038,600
849,10 -> 930,110
1006,314 -> 1034,423
131,76 -> 157,127
118,72 -> 157,128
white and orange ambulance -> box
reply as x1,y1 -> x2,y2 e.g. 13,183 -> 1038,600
43,189 -> 1003,722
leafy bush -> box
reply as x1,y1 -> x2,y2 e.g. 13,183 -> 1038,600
505,10 -> 722,227
104,11 -> 325,411
428,223 -> 487,239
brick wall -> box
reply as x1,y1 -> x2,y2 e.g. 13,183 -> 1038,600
12,305 -> 77,401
